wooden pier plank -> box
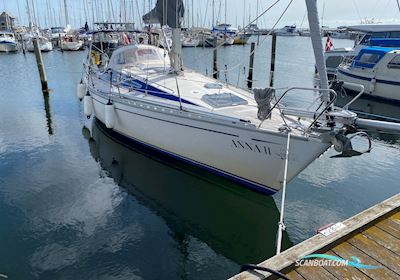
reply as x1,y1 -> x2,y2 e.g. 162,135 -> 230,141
321,250 -> 372,280
294,265 -> 338,280
375,216 -> 400,239
229,194 -> 400,280
389,211 -> 400,221
332,241 -> 400,280
362,226 -> 400,256
284,270 -> 305,280
347,234 -> 400,275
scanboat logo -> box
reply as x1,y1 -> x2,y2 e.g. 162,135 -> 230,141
296,254 -> 383,269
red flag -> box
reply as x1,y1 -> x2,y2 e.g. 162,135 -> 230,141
325,35 -> 334,51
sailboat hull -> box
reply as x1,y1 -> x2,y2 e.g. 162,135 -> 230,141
89,89 -> 330,195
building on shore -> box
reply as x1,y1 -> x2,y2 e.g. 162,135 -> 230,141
0,12 -> 16,31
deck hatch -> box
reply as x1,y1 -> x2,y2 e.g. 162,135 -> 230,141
201,92 -> 248,108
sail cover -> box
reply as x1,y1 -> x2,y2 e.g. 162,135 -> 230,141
143,0 -> 184,28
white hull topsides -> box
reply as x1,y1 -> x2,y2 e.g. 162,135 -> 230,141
26,40 -> 53,52
62,40 -> 84,51
89,87 -> 329,194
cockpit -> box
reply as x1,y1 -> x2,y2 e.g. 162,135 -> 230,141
108,45 -> 170,71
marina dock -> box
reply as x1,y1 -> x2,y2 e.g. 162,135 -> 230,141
230,194 -> 400,280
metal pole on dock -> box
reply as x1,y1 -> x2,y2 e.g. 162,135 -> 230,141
269,33 -> 277,87
213,36 -> 219,79
276,133 -> 291,255
33,38 -> 49,92
247,42 -> 255,89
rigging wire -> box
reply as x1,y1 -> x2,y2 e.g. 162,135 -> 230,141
209,0 -> 295,77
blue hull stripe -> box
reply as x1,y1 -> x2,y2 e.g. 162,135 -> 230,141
376,78 -> 400,86
100,71 -> 198,106
338,69 -> 400,86
338,69 -> 371,81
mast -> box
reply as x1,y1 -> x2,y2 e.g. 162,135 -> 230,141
224,0 -> 227,25
191,0 -> 194,28
212,0 -> 215,27
256,0 -> 259,27
243,0 -> 245,29
26,0 -> 32,29
305,0 -> 329,101
64,0 -> 69,26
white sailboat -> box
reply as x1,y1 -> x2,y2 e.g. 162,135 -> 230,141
78,0 -> 400,195
61,34 -> 84,51
26,36 -> 53,52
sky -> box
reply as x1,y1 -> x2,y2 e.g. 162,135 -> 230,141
1,0 -> 400,29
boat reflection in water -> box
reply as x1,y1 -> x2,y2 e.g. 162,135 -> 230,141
83,119 -> 291,265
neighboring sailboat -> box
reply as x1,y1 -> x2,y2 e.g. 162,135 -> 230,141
26,36 -> 53,52
78,0 -> 400,195
61,34 -> 84,51
181,34 -> 200,47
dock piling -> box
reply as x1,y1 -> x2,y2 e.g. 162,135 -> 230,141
247,42 -> 256,89
20,35 -> 26,55
59,34 -> 63,52
213,37 -> 219,79
33,38 -> 49,92
269,33 -> 277,87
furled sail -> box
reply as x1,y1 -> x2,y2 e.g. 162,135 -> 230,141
142,0 -> 185,28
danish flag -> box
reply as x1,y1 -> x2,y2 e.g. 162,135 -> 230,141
325,35 -> 334,51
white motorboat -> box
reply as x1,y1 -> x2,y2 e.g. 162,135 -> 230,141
78,0 -> 400,195
26,36 -> 53,52
275,25 -> 299,36
325,24 -> 400,75
328,29 -> 351,40
212,23 -> 236,45
0,31 -> 19,53
336,46 -> 400,102
50,27 -> 66,46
